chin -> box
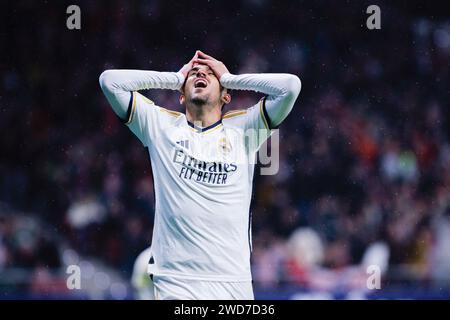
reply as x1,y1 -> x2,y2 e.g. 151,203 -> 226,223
190,94 -> 209,106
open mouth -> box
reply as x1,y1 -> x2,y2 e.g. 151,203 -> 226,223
194,79 -> 208,88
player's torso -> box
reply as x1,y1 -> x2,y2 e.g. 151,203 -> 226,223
148,114 -> 255,220
147,115 -> 255,279
152,116 -> 251,185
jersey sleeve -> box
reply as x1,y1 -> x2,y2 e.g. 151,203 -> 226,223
123,91 -> 161,147
243,97 -> 274,153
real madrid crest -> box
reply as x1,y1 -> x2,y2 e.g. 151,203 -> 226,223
218,137 -> 232,155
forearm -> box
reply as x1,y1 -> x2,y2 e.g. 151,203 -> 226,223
99,70 -> 184,119
220,73 -> 301,128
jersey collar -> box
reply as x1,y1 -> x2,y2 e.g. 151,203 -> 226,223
187,119 -> 223,133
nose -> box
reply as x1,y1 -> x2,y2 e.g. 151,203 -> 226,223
196,69 -> 207,78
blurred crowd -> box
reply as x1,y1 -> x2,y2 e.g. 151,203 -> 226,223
1,0 -> 449,296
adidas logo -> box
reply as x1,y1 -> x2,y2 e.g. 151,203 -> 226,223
176,140 -> 190,149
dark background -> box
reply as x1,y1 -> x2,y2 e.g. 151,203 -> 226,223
0,0 -> 449,299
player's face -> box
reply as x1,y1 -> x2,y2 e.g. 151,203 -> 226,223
183,64 -> 223,106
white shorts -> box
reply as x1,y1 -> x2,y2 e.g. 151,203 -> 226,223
152,275 -> 254,300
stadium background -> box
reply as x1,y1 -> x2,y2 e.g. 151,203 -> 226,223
1,0 -> 449,299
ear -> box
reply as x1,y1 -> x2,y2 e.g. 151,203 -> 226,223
179,94 -> 185,105
221,92 -> 231,105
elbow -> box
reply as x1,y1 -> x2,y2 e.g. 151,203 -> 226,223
286,74 -> 302,98
99,70 -> 116,91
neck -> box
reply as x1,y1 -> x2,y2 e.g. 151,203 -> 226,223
185,103 -> 222,128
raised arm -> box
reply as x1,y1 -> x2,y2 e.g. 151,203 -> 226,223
220,73 -> 301,128
99,70 -> 184,120
99,53 -> 198,119
194,50 -> 301,128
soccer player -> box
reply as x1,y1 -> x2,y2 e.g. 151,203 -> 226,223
99,51 -> 301,299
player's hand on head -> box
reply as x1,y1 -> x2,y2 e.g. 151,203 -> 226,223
179,52 -> 199,79
194,50 -> 230,80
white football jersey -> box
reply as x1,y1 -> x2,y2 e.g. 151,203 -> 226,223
126,92 -> 272,282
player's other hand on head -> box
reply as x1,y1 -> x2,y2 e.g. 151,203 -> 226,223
193,50 -> 230,80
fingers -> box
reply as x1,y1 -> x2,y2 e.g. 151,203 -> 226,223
197,50 -> 217,61
193,58 -> 212,66
187,52 -> 199,65
179,52 -> 201,79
